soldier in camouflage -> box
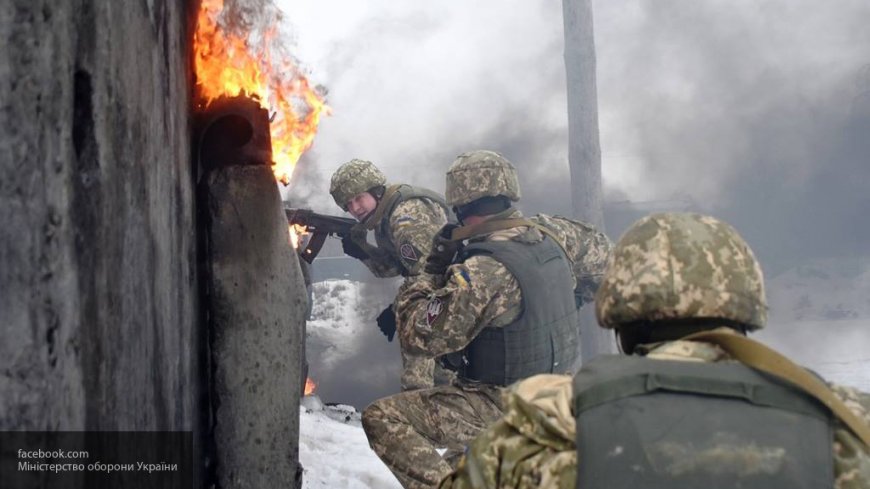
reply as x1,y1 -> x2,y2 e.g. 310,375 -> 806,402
440,212 -> 870,489
330,159 -> 450,390
361,150 -> 612,489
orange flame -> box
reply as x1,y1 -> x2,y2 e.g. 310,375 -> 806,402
304,377 -> 317,396
194,0 -> 329,184
288,224 -> 309,249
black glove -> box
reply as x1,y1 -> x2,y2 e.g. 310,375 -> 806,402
342,234 -> 370,260
424,224 -> 461,275
376,306 -> 397,342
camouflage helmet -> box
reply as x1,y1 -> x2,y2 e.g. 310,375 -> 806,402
329,159 -> 387,210
595,212 -> 767,331
445,150 -> 521,207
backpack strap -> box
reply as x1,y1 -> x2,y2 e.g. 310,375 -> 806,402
683,330 -> 870,448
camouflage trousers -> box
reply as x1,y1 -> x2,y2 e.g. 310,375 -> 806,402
401,352 -> 458,391
362,382 -> 505,489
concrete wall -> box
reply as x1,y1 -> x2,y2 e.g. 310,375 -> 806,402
0,0 -> 200,436
206,165 -> 307,488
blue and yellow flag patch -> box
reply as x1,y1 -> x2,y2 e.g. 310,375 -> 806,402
453,268 -> 472,289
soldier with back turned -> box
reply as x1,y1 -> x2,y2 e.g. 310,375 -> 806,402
440,212 -> 870,489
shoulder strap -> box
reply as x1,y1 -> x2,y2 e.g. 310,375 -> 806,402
449,217 -> 530,241
450,217 -> 570,258
683,330 -> 870,448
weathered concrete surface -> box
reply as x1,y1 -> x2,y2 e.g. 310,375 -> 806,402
206,165 -> 306,489
0,0 -> 200,438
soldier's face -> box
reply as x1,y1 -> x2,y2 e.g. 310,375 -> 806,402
346,191 -> 377,221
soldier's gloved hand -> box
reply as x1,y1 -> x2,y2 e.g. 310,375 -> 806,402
424,224 -> 461,275
376,306 -> 397,342
342,226 -> 370,260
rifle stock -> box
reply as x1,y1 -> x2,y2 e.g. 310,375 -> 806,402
284,207 -> 357,263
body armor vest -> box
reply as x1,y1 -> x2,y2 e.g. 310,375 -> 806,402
372,184 -> 450,276
573,355 -> 834,489
445,234 -> 579,386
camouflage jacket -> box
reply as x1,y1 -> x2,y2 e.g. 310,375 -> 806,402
395,210 -> 611,358
530,214 -> 612,306
358,196 -> 448,278
439,336 -> 870,489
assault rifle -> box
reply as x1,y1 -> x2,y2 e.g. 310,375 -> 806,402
285,207 -> 357,264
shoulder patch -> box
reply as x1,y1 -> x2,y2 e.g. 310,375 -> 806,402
400,242 -> 419,262
426,298 -> 443,326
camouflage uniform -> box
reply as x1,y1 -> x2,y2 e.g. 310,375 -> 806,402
362,151 -> 611,489
331,159 -> 449,390
394,210 -> 611,357
530,214 -> 612,306
358,197 -> 449,279
440,338 -> 870,489
441,213 -> 870,489
359,191 -> 449,390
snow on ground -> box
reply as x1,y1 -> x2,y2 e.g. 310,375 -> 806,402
299,396 -> 401,489
301,279 -> 405,488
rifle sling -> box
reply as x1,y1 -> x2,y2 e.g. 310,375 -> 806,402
682,330 -> 870,448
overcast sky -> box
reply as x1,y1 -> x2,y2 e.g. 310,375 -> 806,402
275,0 -> 870,276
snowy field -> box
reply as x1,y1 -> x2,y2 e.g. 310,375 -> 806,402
299,396 -> 401,489
300,257 -> 870,487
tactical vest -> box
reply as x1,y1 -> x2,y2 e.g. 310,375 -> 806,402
444,235 -> 579,386
371,184 -> 450,276
573,355 -> 834,489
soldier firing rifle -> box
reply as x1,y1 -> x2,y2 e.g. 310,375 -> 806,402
284,207 -> 357,264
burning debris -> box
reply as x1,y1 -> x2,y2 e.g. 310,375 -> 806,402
304,377 -> 317,396
194,0 -> 329,184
